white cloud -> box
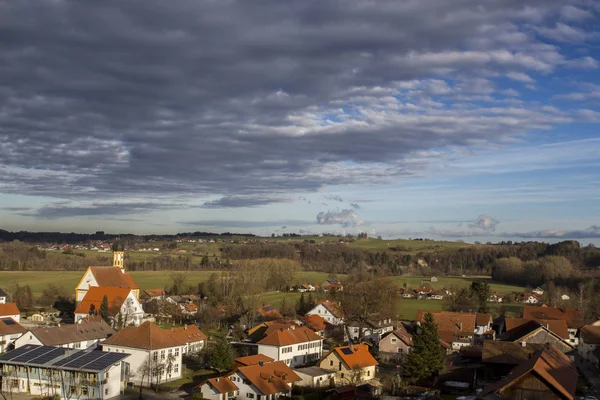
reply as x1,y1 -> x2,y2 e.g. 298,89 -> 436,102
560,5 -> 594,21
506,72 -> 535,83
536,23 -> 588,43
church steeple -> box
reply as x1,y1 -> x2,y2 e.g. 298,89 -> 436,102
112,238 -> 125,272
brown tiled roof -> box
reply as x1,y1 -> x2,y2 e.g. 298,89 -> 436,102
257,326 -> 321,346
102,321 -> 185,350
0,303 -> 20,317
388,325 -> 413,346
143,289 -> 165,297
206,377 -> 238,394
170,325 -> 207,344
476,313 -> 492,326
482,340 -> 546,365
505,318 -> 570,340
235,354 -> 274,367
416,310 -> 476,343
247,320 -> 298,342
479,344 -> 577,400
302,314 -> 327,331
89,266 -> 139,289
256,305 -> 283,320
318,300 -> 343,319
0,318 -> 26,336
237,361 -> 301,395
28,319 -> 114,346
74,286 -> 132,316
328,343 -> 378,369
580,325 -> 600,345
523,305 -> 584,329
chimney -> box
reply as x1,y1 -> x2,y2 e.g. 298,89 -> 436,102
216,378 -> 219,382
184,325 -> 187,330
349,342 -> 354,352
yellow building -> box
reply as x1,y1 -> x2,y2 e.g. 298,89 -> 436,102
318,343 -> 378,385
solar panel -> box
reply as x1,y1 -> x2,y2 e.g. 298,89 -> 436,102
0,346 -> 37,362
28,348 -> 68,365
11,347 -> 53,363
1,318 -> 15,325
53,351 -> 89,367
341,348 -> 353,355
264,306 -> 274,311
61,352 -> 100,369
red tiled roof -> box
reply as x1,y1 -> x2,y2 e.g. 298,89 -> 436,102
326,344 -> 378,369
258,326 -> 321,346
257,305 -> 283,320
479,345 -> 577,400
74,286 -> 132,316
103,321 -> 185,350
302,314 -> 327,331
143,289 -> 165,297
170,324 -> 207,344
237,361 -> 301,395
318,300 -> 343,319
235,354 -> 275,367
505,318 -> 570,340
29,319 -> 114,346
206,377 -> 238,394
416,310 -> 476,343
0,303 -> 20,317
89,266 -> 139,289
476,313 -> 492,326
390,325 -> 413,346
523,306 -> 584,329
580,325 -> 600,345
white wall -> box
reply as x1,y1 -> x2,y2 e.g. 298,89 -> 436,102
0,332 -> 24,353
0,296 -> 6,304
258,339 -> 322,367
75,291 -> 144,326
306,304 -> 343,325
229,371 -> 293,400
102,344 -> 183,385
76,269 -> 98,302
14,333 -> 98,350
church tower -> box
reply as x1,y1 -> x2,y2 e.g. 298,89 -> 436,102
112,239 -> 125,272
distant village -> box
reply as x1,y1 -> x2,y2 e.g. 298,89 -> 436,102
0,241 -> 598,400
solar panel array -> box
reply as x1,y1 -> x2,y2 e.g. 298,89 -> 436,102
1,318 -> 15,325
341,347 -> 353,355
0,345 -> 128,372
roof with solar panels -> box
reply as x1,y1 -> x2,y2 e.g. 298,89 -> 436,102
0,344 -> 129,373
321,343 -> 378,369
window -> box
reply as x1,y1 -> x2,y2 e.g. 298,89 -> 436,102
175,364 -> 179,373
168,349 -> 173,354
153,352 -> 158,361
367,370 -> 370,376
105,388 -> 108,395
161,350 -> 166,360
246,393 -> 255,398
175,348 -> 180,357
341,373 -> 344,379
330,360 -> 333,366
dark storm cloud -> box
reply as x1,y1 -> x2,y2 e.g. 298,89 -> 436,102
0,0 -> 585,209
3,207 -> 32,212
23,202 -> 183,219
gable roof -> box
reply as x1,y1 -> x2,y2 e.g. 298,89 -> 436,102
206,377 -> 238,394
479,345 -> 577,400
74,286 -> 133,316
416,310 -> 476,343
316,300 -> 343,319
504,318 -> 570,341
169,325 -> 207,344
580,325 -> 600,345
523,306 -> 584,329
235,354 -> 275,367
0,318 -> 26,336
0,303 -> 20,317
328,343 -> 378,369
28,319 -> 114,346
258,326 -> 321,346
89,266 -> 139,289
476,313 -> 492,326
237,361 -> 301,395
247,320 -> 298,342
481,341 -> 546,365
102,321 -> 185,350
302,314 -> 327,331
387,325 -> 413,346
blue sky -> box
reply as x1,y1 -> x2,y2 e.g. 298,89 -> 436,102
0,0 -> 599,244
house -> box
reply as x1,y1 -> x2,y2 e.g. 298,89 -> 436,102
522,306 -> 584,346
102,322 -> 186,385
209,361 -> 301,400
199,376 -> 239,400
378,325 -> 413,359
522,293 -> 542,304
481,340 -> 546,381
430,276 -> 438,283
169,324 -> 207,354
322,279 -> 343,292
233,354 -> 274,369
479,344 -> 577,400
14,319 -> 114,350
488,292 -> 504,303
294,366 -> 336,388
75,240 -> 140,302
502,319 -> 575,354
475,314 -> 494,337
532,287 -> 544,295
0,303 -> 21,323
257,325 -> 323,367
301,314 -> 328,336
140,288 -> 166,301
306,300 -> 344,325
415,287 -> 433,298
296,284 -> 316,293
428,290 -> 445,300
578,325 -> 600,364
256,305 -> 283,321
0,344 -> 129,400
561,294 -> 570,301
345,315 -> 394,342
247,320 -> 298,343
416,310 -> 476,351
74,286 -> 144,326
0,318 -> 26,353
319,344 -> 378,385
402,292 -> 415,299
0,288 -> 7,304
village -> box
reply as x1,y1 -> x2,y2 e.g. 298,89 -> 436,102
0,241 -> 599,400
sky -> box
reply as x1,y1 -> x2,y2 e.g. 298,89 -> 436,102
0,0 -> 599,244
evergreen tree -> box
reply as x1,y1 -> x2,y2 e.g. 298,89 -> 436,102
471,281 -> 491,313
296,293 -> 306,315
99,295 -> 110,324
306,292 -> 315,311
403,312 -> 445,383
209,334 -> 235,372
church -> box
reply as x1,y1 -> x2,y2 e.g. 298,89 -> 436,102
74,240 -> 145,326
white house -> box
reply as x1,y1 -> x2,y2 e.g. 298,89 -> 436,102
0,303 -> 21,323
578,325 -> 600,363
346,316 -> 394,342
474,314 -> 494,336
488,293 -> 504,303
294,366 -> 336,388
168,324 -> 207,355
200,360 -> 301,400
532,287 -> 544,295
0,344 -> 128,400
0,318 -> 26,353
0,288 -> 7,304
14,319 -> 114,350
523,293 -> 541,304
561,294 -> 571,301
305,301 -> 344,325
257,325 -> 323,367
74,287 -> 144,327
102,321 -> 186,386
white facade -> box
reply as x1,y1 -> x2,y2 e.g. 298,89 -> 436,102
346,323 -> 394,342
76,269 -> 99,302
14,332 -> 102,350
75,291 -> 144,326
258,338 -> 323,367
0,331 -> 24,353
0,359 -> 123,400
0,311 -> 21,323
228,369 -> 294,399
306,303 -> 343,325
294,368 -> 335,388
524,295 -> 540,304
199,380 -> 238,400
0,295 -> 6,304
102,344 -> 183,385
